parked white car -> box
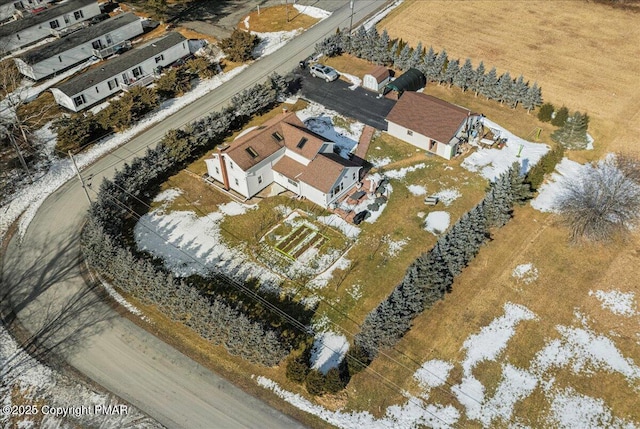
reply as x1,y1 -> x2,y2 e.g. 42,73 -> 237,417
309,64 -> 339,82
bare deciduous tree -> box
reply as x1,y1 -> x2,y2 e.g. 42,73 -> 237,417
556,158 -> 640,242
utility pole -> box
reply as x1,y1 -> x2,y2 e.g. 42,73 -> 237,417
8,132 -> 32,183
285,0 -> 289,22
69,150 -> 91,204
348,0 -> 355,51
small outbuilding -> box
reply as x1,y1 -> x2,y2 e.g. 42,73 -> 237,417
362,65 -> 391,93
383,68 -> 426,98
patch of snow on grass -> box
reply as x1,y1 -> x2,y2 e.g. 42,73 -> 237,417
309,254 -> 351,289
533,325 -> 640,383
531,157 -> 588,213
414,360 -> 453,389
424,211 -> 450,235
1,65 -> 248,241
255,376 -> 459,429
384,235 -> 409,257
217,201 -> 254,216
370,156 -> 392,168
252,29 -> 302,58
297,101 -> 364,158
310,331 -> 349,374
432,188 -> 461,206
462,303 -> 536,376
293,4 -> 331,19
589,290 -> 637,317
317,214 -> 360,238
100,279 -> 144,318
134,208 -> 281,288
478,364 -> 538,426
512,263 -> 539,285
153,188 -> 183,203
407,184 -> 427,196
385,163 -> 426,180
243,15 -> 250,29
363,0 -> 405,30
462,118 -> 549,181
548,387 -> 635,429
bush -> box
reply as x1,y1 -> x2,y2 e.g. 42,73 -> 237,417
96,87 -> 158,131
324,367 -> 346,394
551,111 -> 590,149
537,102 -> 554,122
220,29 -> 259,62
345,343 -> 370,376
551,105 -> 569,127
524,144 -> 565,191
53,112 -> 109,153
304,370 -> 326,396
186,57 -> 218,79
285,355 -> 310,383
155,68 -> 192,99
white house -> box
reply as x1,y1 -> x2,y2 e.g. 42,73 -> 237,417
50,32 -> 190,112
0,0 -> 53,23
385,92 -> 482,160
362,65 -> 390,93
0,0 -> 100,52
15,12 -> 143,80
205,112 -> 362,208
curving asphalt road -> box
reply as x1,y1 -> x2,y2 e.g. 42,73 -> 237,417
1,1 -> 391,428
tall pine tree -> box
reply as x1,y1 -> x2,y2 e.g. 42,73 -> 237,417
455,58 -> 475,91
471,61 -> 486,97
443,58 -> 460,88
481,67 -> 499,100
522,82 -> 542,113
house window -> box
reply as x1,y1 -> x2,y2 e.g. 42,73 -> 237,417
92,40 -> 102,50
353,172 -> 356,181
296,137 -> 308,149
108,79 -> 119,90
234,178 -> 239,186
429,139 -> 436,151
287,178 -> 298,187
258,175 -> 263,184
215,166 -> 219,175
271,132 -> 283,142
49,19 -> 60,29
407,130 -> 413,136
132,66 -> 142,78
73,94 -> 86,107
74,10 -> 83,20
229,162 -> 234,170
105,34 -> 112,45
245,147 -> 259,158
63,15 -> 70,24
154,54 -> 164,63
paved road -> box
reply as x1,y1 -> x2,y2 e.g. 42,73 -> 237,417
1,2 -> 391,429
297,70 -> 397,130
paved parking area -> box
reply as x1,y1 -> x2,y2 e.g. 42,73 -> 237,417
295,70 -> 397,130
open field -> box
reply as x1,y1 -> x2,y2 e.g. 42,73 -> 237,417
379,0 -> 640,159
238,5 -> 320,32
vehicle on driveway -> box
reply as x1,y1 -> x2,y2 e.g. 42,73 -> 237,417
310,64 -> 339,82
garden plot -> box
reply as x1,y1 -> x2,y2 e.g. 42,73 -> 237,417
256,298 -> 640,429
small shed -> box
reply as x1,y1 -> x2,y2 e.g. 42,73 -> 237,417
384,68 -> 426,98
363,65 -> 391,93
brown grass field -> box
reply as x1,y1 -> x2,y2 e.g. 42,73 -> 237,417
238,5 -> 319,33
379,0 -> 640,160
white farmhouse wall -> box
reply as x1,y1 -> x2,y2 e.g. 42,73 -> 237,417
224,157 -> 250,197
205,156 -> 224,183
299,183 -> 328,208
387,122 -> 431,151
273,172 -> 301,194
244,151 -> 283,196
15,18 -> 143,80
2,2 -> 101,51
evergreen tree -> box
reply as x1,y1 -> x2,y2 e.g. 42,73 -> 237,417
374,29 -> 393,65
551,106 -> 569,127
442,58 -> 460,87
523,82 -> 543,113
537,102 -> 555,122
481,67 -> 499,100
455,58 -> 475,91
419,46 -> 437,80
361,26 -> 379,61
496,72 -> 513,104
408,42 -> 424,69
394,43 -> 412,71
286,355 -> 310,383
324,367 -> 346,394
511,75 -> 529,108
431,49 -> 448,83
220,29 -> 260,62
305,370 -> 327,396
471,61 -> 486,97
551,111 -> 590,149
315,30 -> 344,57
508,162 -> 533,203
350,26 -> 368,56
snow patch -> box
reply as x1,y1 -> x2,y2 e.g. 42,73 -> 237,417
548,387 -> 636,429
414,360 -> 453,389
369,156 -> 392,168
407,184 -> 427,196
252,29 -> 302,58
589,290 -> 638,317
243,15 -> 250,29
384,236 -> 409,257
153,188 -> 183,203
341,72 -> 362,90
531,157 -> 588,213
293,4 -> 331,19
308,254 -> 351,289
432,188 -> 461,206
385,163 -> 426,180
462,118 -> 549,181
363,0 -> 405,30
217,201 -> 254,216
317,214 -> 360,239
100,279 -> 145,319
424,211 -> 450,235
512,263 -> 539,285
310,331 -> 349,374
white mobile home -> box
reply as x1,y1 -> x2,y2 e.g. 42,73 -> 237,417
0,0 -> 100,52
15,13 -> 143,80
51,32 -> 190,112
385,92 -> 481,160
205,112 -> 361,208
0,0 -> 54,23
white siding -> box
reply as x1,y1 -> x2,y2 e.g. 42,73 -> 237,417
15,18 -> 143,80
386,122 -> 432,151
273,172 -> 301,194
363,74 -> 390,92
0,0 -> 53,21
283,148 -> 310,166
53,39 -> 190,111
2,2 -> 101,51
225,157 -> 250,197
205,156 -> 224,183
300,166 -> 361,208
299,183 -> 328,208
244,155 -> 280,196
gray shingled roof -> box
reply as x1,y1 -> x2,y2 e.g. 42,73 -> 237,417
55,32 -> 186,96
18,13 -> 139,64
0,0 -> 96,37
